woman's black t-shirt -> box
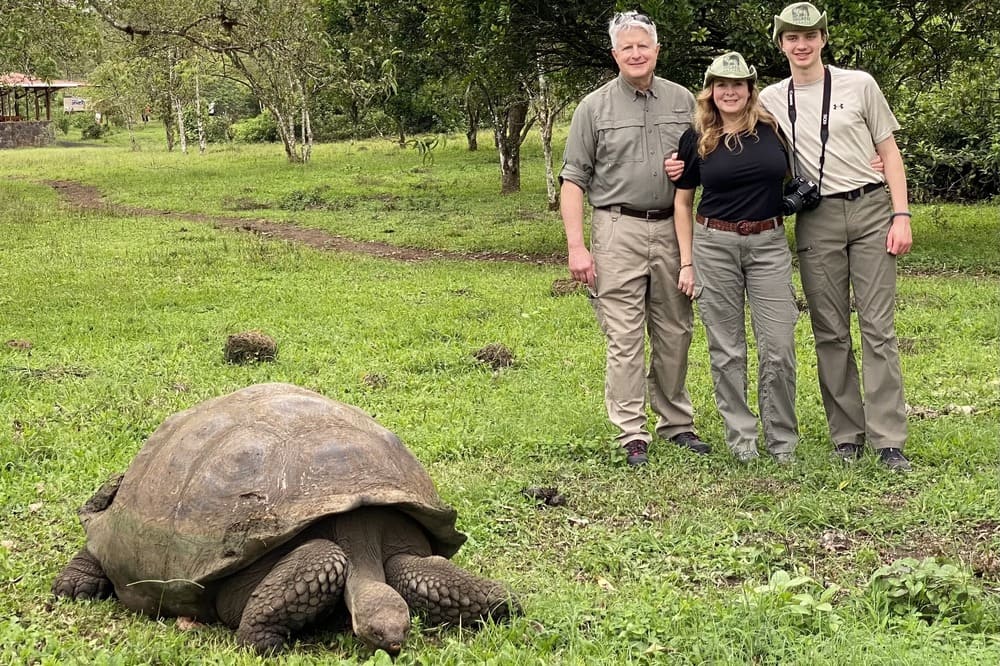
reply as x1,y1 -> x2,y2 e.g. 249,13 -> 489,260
675,123 -> 787,221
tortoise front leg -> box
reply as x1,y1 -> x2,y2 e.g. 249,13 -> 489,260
224,539 -> 348,655
384,554 -> 521,627
51,548 -> 114,600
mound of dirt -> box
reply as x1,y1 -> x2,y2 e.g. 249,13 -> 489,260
473,343 -> 514,369
223,330 -> 277,364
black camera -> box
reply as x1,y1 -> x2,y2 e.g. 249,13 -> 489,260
781,176 -> 822,215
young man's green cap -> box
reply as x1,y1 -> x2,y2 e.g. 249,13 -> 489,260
772,2 -> 828,47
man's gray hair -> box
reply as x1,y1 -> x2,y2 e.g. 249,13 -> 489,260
609,11 -> 657,49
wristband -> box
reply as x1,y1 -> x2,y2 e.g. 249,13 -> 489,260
889,212 -> 912,221
680,263 -> 693,268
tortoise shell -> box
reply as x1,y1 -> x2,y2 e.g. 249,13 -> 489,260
81,383 -> 465,612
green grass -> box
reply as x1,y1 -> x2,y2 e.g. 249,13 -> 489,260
1,127 -> 998,664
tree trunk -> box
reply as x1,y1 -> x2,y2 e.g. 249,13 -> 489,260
537,72 -> 559,210
464,83 -> 480,151
172,93 -> 187,155
168,50 -> 186,155
496,100 -> 529,194
195,71 -> 206,154
301,105 -> 313,163
541,117 -> 557,210
164,113 -> 175,151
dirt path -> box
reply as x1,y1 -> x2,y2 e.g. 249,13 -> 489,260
45,179 -> 565,266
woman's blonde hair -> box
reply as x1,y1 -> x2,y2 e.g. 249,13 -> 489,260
694,80 -> 780,159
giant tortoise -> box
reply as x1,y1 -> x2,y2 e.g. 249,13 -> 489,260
51,383 -> 519,655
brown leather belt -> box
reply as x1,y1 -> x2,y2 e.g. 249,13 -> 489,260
608,205 -> 675,220
825,182 -> 883,200
696,214 -> 783,235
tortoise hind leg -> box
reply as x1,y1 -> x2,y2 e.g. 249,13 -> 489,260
51,548 -> 114,600
222,539 -> 348,655
384,554 -> 521,627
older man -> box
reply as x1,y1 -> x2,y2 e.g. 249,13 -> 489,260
560,10 -> 709,466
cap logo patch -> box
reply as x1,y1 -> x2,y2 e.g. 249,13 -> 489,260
791,5 -> 813,22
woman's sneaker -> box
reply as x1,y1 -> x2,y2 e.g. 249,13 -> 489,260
670,431 -> 710,455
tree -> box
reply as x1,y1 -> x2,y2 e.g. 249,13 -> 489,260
0,0 -> 98,79
427,0 -> 545,194
86,0 -> 336,162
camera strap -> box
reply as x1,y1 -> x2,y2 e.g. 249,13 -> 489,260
787,66 -> 831,194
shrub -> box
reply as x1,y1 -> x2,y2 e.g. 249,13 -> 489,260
230,110 -> 278,143
749,570 -> 843,634
897,61 -> 1000,202
54,115 -> 71,135
80,121 -> 106,140
869,557 -> 985,628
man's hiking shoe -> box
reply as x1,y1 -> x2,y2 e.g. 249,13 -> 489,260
832,442 -> 863,464
734,449 -> 760,463
670,431 -> 710,455
878,447 -> 912,472
623,440 -> 649,466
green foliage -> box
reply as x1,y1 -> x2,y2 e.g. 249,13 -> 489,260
80,121 -> 107,140
751,570 -> 843,634
869,557 -> 986,627
54,114 -> 72,136
230,111 -> 279,143
181,109 -> 232,144
896,54 -> 1000,202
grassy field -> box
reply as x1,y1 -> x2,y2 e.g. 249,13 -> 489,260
1,126 -> 998,664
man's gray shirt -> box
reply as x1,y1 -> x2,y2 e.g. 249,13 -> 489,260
561,75 -> 694,211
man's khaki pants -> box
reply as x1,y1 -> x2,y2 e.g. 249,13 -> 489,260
795,188 -> 907,449
590,207 -> 694,444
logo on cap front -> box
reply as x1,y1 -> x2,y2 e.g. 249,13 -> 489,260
791,4 -> 813,22
722,54 -> 741,75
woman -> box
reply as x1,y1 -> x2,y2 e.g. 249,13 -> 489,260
672,52 -> 800,464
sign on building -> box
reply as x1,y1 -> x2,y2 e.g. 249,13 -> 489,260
63,97 -> 87,113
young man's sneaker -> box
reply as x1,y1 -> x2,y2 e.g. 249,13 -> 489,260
878,448 -> 912,472
734,449 -> 759,463
671,431 -> 710,455
623,440 -> 649,466
832,442 -> 863,464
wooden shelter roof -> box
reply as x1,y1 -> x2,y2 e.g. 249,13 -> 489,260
0,73 -> 88,89
1,73 -> 88,122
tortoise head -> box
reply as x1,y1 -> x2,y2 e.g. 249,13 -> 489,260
351,581 -> 411,657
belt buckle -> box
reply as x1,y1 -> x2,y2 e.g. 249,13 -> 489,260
736,221 -> 752,235
845,188 -> 862,201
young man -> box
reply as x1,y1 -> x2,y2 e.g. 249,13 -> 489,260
759,2 -> 914,470
560,11 -> 709,466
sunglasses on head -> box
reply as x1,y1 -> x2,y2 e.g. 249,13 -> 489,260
613,10 -> 653,25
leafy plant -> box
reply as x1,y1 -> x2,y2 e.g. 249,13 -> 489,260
751,569 -> 843,634
229,110 -> 278,143
869,557 -> 985,627
80,120 -> 106,140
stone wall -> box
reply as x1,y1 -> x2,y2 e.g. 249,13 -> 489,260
0,121 -> 55,149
